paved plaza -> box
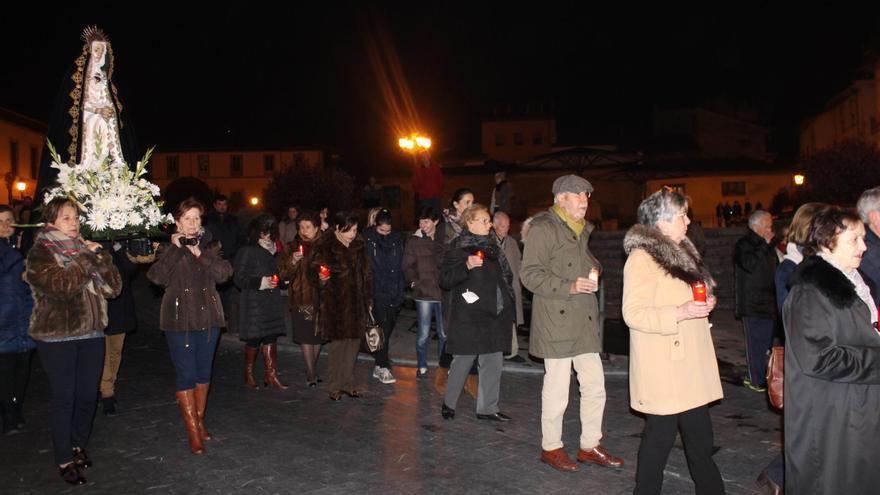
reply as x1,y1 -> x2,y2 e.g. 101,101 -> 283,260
3,275 -> 781,494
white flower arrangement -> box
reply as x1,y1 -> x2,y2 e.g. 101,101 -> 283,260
44,138 -> 173,239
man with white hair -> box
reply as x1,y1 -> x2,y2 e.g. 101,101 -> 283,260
521,174 -> 622,473
492,211 -> 525,362
733,210 -> 778,393
857,186 -> 880,305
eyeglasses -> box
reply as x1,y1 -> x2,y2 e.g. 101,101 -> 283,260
471,218 -> 492,225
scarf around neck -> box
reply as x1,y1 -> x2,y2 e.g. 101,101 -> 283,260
456,229 -> 515,304
552,204 -> 586,238
818,251 -> 878,324
783,242 -> 804,265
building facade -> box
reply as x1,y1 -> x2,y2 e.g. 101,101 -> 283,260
0,108 -> 45,205
151,148 -> 326,208
800,78 -> 879,156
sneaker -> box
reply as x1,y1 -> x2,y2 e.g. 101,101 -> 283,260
373,366 -> 397,384
416,367 -> 428,379
743,378 -> 767,392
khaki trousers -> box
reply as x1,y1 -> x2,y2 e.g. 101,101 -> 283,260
541,352 -> 606,451
100,333 -> 126,398
327,338 -> 361,392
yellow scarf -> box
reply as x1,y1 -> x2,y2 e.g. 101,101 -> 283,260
552,204 -> 586,238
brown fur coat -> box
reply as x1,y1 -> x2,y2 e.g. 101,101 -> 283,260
310,234 -> 373,340
26,241 -> 122,340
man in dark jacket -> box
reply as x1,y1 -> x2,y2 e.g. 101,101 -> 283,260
857,186 -> 880,305
733,210 -> 778,392
204,195 -> 244,333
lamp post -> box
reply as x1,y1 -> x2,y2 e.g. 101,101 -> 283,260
249,196 -> 260,207
398,133 -> 432,155
793,174 -> 805,187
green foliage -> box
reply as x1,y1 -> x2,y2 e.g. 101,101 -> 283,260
263,166 -> 356,217
798,139 -> 880,206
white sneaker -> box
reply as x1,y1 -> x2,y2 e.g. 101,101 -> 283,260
373,366 -> 397,384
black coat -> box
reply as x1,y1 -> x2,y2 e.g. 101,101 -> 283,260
783,256 -> 880,494
233,245 -> 286,340
205,212 -> 244,261
364,228 -> 406,307
733,229 -> 778,318
440,234 -> 513,355
0,241 -> 35,354
105,244 -> 138,335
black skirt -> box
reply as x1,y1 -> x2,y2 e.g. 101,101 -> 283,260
292,309 -> 323,345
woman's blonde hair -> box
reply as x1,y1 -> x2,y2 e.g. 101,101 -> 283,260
459,203 -> 490,229
786,202 -> 826,247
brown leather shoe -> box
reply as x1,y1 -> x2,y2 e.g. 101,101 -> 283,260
577,444 -> 624,468
175,389 -> 204,455
261,343 -> 289,390
193,383 -> 212,441
541,448 -> 579,472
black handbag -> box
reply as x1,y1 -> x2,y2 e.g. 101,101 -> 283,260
364,310 -> 384,353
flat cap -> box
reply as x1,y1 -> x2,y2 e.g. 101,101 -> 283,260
552,174 -> 594,195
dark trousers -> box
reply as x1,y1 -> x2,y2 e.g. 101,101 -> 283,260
634,405 -> 724,495
37,338 -> 104,466
372,303 -> 400,368
0,350 -> 32,404
244,335 -> 278,348
327,338 -> 360,392
165,328 -> 220,391
743,317 -> 775,387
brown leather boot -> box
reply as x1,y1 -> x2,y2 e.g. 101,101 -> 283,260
193,383 -> 212,441
262,343 -> 288,390
244,346 -> 259,389
175,390 -> 204,455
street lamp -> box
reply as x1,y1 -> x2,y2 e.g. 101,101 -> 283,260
249,196 -> 260,207
398,133 -> 432,153
15,181 -> 26,199
793,174 -> 805,186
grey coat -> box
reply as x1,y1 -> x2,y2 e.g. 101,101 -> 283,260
520,209 -> 602,358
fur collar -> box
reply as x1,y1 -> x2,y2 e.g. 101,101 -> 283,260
788,255 -> 856,309
623,224 -> 716,288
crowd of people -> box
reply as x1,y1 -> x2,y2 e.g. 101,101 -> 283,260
2,173 -> 879,494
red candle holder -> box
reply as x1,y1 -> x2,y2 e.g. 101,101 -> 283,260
691,281 -> 707,303
475,250 -> 485,260
271,274 -> 279,285
319,265 -> 331,278
298,245 -> 304,255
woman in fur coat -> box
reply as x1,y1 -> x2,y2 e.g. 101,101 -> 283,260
234,214 -> 287,390
311,211 -> 373,401
622,189 -> 724,495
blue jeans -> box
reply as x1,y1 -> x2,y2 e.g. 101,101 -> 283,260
166,328 -> 220,391
415,300 -> 445,369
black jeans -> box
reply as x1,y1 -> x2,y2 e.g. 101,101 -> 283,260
634,405 -> 725,495
37,338 -> 104,466
0,351 -> 32,405
372,303 -> 400,369
244,335 -> 278,348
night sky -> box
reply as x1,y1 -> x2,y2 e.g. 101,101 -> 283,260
2,2 -> 879,177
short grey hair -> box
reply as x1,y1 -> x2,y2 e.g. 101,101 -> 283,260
492,210 -> 509,223
857,186 -> 880,223
748,210 -> 771,229
637,189 -> 688,227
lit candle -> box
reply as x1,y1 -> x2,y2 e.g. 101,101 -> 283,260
319,265 -> 331,278
588,268 -> 599,282
476,250 -> 484,260
691,281 -> 707,303
271,274 -> 279,286
298,244 -> 304,255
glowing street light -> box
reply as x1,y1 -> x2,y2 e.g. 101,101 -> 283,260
398,133 -> 431,153
793,174 -> 805,186
249,196 -> 260,206
15,181 -> 26,199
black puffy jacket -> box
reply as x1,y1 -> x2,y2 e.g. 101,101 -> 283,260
733,229 -> 778,318
364,228 -> 406,307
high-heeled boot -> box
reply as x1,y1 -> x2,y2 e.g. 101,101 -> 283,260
175,389 -> 204,455
262,343 -> 288,389
193,383 -> 212,441
244,346 -> 259,390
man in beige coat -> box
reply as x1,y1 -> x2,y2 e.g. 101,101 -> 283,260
492,211 -> 525,362
521,175 -> 623,473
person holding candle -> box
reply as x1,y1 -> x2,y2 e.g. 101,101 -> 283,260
440,203 -> 515,422
279,211 -> 324,388
521,175 -> 622,473
233,214 -> 288,390
311,211 -> 373,401
622,188 -> 724,494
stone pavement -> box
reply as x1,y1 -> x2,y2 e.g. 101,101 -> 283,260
2,274 -> 781,494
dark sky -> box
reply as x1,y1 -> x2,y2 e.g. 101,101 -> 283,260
3,2 -> 880,176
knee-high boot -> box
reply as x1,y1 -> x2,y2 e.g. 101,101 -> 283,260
194,383 -> 212,441
175,390 -> 204,455
244,346 -> 259,390
262,343 -> 288,389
